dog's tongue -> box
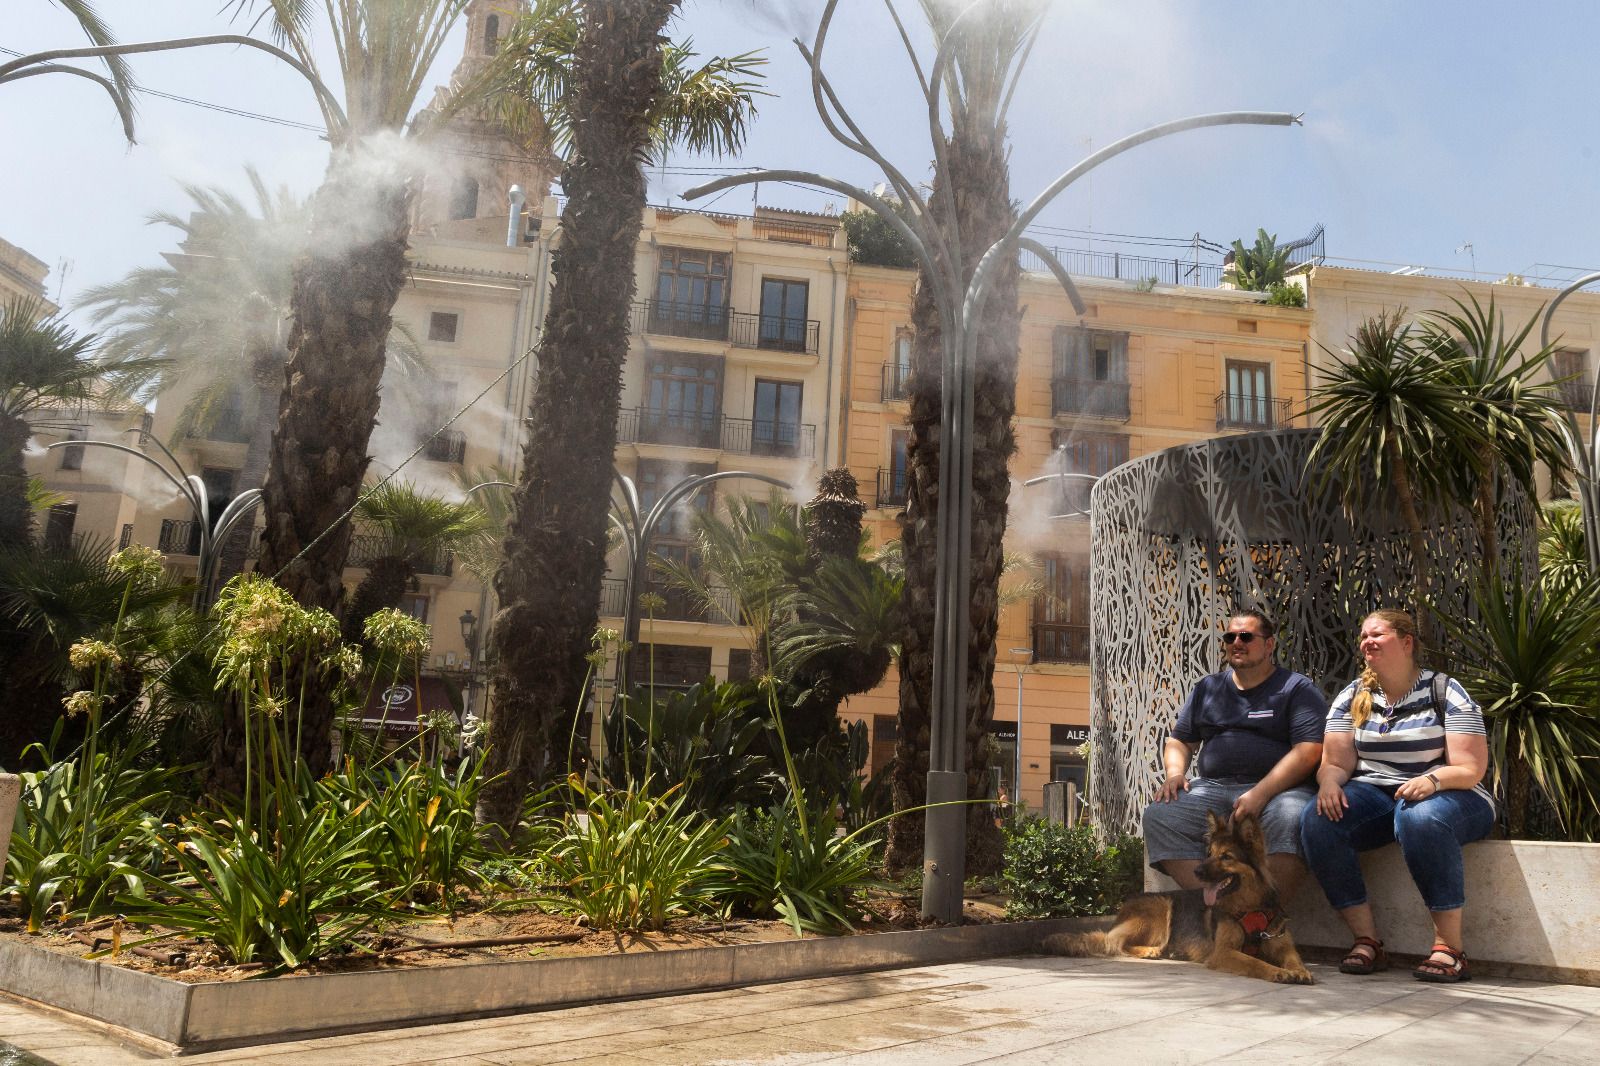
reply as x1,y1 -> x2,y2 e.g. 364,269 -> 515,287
1203,883 -> 1220,907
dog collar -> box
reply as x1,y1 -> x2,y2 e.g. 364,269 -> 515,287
1237,909 -> 1284,956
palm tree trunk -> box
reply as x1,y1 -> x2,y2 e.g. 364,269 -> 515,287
342,555 -> 419,645
231,149 -> 411,780
214,347 -> 284,588
1507,745 -> 1531,838
1387,440 -> 1435,642
477,0 -> 679,833
886,128 -> 1021,879
0,413 -> 33,550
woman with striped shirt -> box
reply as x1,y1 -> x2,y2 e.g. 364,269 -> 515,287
1300,610 -> 1494,983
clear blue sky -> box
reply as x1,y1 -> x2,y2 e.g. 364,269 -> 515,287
7,0 -> 1600,319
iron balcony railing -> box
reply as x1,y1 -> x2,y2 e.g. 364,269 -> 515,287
346,532 -> 454,577
422,429 -> 466,464
1019,245 -> 1223,288
1556,373 -> 1596,412
187,414 -> 251,445
877,467 -> 908,509
600,577 -> 739,625
158,518 -> 201,555
631,301 -> 821,355
1215,393 -> 1294,431
1051,377 -> 1131,420
1033,621 -> 1089,664
617,407 -> 816,459
881,362 -> 912,401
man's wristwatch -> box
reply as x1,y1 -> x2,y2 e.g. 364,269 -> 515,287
1425,771 -> 1442,793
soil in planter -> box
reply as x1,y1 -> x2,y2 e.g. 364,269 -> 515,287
0,889 -> 999,984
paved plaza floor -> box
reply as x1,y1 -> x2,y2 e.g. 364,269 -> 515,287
3,954 -> 1598,1065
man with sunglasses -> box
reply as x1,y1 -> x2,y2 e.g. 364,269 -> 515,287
1142,609 -> 1327,894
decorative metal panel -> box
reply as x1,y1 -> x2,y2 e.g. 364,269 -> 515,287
1088,428 -> 1534,836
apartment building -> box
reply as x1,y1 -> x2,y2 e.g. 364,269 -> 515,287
0,236 -> 53,308
842,261 -> 1312,807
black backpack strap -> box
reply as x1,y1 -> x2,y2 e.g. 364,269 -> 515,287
1430,672 -> 1450,730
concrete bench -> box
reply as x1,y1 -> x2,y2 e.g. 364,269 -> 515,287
1146,839 -> 1599,984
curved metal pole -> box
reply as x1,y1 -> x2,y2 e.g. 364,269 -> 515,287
3,63 -> 133,140
1540,271 -> 1600,575
0,36 -> 349,133
1022,471 -> 1102,520
1017,238 -> 1087,317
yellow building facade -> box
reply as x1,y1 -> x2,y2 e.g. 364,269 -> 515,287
841,265 -> 1312,807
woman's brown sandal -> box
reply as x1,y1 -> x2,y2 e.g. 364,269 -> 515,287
1339,936 -> 1389,974
1414,943 -> 1470,983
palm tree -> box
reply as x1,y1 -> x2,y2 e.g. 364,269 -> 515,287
0,298 -> 155,550
1305,310 -> 1486,638
342,481 -> 487,644
479,0 -> 763,830
78,169 -> 306,583
1418,294 -> 1571,560
888,0 -> 1046,878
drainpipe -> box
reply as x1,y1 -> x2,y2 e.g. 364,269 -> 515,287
822,255 -> 840,469
839,294 -> 858,469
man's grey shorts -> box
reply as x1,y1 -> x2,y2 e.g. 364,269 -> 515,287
1142,778 -> 1315,867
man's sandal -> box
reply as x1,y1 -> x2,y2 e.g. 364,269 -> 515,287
1339,936 -> 1389,975
1414,943 -> 1470,983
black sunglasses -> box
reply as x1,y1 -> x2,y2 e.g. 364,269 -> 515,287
1222,632 -> 1261,645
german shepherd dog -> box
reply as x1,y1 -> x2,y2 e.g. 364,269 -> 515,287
1043,812 -> 1314,984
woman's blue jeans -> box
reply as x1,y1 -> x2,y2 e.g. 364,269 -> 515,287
1299,780 -> 1494,912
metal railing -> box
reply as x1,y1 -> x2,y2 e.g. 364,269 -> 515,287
600,576 -> 739,625
617,407 -> 816,459
346,532 -> 454,577
630,301 -> 821,354
423,429 -> 466,464
1556,373 -> 1596,412
1215,393 -> 1294,430
721,414 -> 816,458
637,298 -> 731,342
881,362 -> 912,401
1020,244 -> 1223,288
158,518 -> 201,555
187,415 -> 251,445
1051,377 -> 1131,420
1033,621 -> 1089,664
877,467 -> 908,509
118,523 -> 133,550
651,205 -> 839,248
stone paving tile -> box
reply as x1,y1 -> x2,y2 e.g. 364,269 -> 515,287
627,1030 -> 842,1065
1524,1016 -> 1600,1064
984,1018 -> 1277,1065
759,1002 -> 998,1052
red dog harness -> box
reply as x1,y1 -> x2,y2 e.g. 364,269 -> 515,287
1237,908 -> 1285,956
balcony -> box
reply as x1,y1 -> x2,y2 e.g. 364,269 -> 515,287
882,362 -> 911,401
422,429 -> 466,464
158,518 -> 202,556
1033,621 -> 1089,664
600,577 -> 738,624
877,467 -> 908,509
618,407 -> 816,459
346,533 -> 454,577
187,413 -> 251,445
1051,377 -> 1130,420
631,302 -> 821,355
638,298 -> 731,342
1214,393 -> 1293,431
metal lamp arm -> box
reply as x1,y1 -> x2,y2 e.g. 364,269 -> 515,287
640,470 -> 792,547
44,439 -> 199,514
3,64 -> 133,141
877,0 -> 933,100
1016,238 -> 1087,316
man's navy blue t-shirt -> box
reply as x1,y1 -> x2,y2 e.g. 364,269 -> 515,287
1171,666 -> 1327,781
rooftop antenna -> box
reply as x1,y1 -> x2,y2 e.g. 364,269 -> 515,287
1456,241 -> 1476,277
54,257 -> 72,304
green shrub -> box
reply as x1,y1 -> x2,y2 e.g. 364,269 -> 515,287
1002,819 -> 1143,919
718,799 -> 887,935
841,207 -> 917,268
537,777 -> 731,931
1267,282 -> 1305,307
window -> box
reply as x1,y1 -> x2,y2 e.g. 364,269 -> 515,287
1034,554 -> 1090,662
642,354 -> 722,447
399,593 -> 429,623
1051,328 -> 1130,418
58,426 -> 86,470
627,643 -> 712,690
883,330 -> 913,400
636,459 -> 716,540
728,648 -> 753,681
1553,348 -> 1593,410
1222,360 -> 1273,427
880,429 -> 909,508
759,278 -> 810,351
1049,431 -> 1128,516
871,714 -> 898,775
655,247 -> 729,309
752,379 -> 803,456
428,312 -> 459,343
44,503 -> 77,551
483,13 -> 500,53
449,177 -> 479,221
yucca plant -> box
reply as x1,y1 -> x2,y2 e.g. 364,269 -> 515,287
536,776 -> 731,931
1437,562 -> 1600,838
717,799 -> 887,936
1540,501 -> 1589,593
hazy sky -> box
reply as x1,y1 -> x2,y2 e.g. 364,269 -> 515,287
8,0 -> 1600,323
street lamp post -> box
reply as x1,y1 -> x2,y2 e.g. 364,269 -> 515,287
608,468 -> 792,697
682,0 -> 1298,923
458,607 -> 482,717
1009,648 -> 1032,810
1541,274 -> 1600,576
47,429 -> 260,609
